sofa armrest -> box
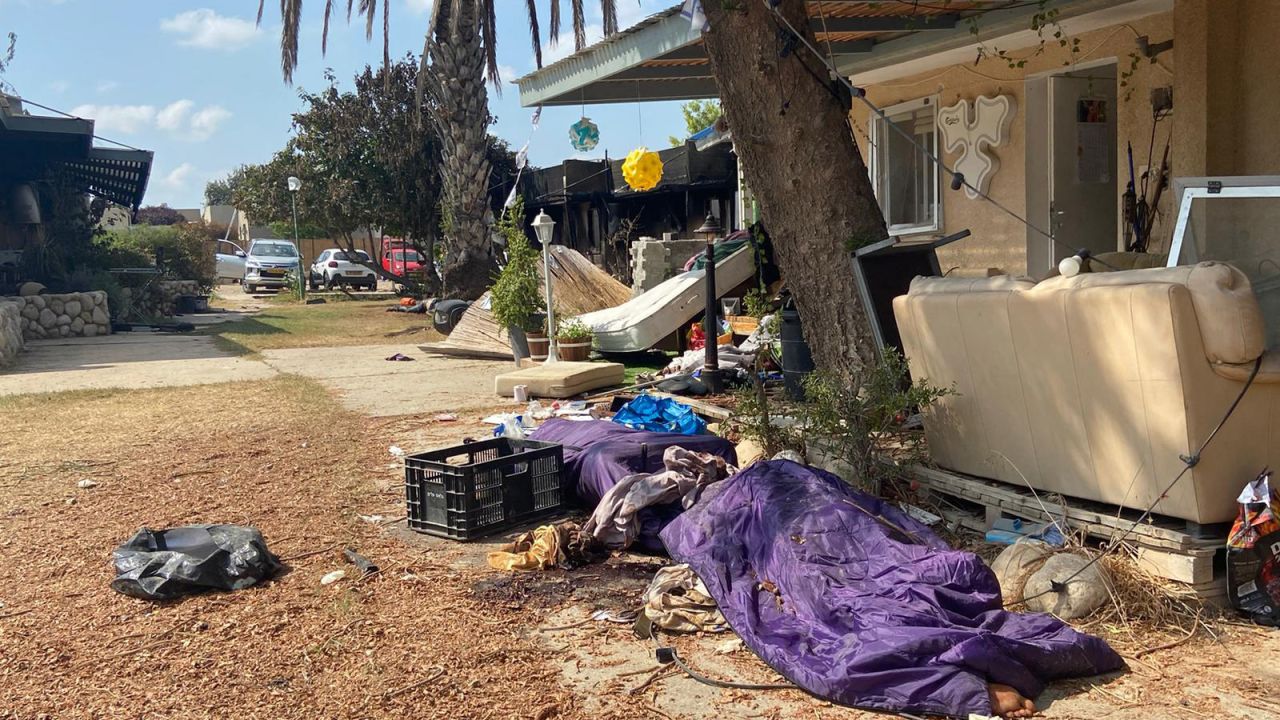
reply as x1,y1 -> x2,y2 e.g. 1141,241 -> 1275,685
1213,351 -> 1280,383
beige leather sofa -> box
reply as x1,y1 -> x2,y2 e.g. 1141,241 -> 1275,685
892,262 -> 1274,524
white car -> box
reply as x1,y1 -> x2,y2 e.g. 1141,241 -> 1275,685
214,240 -> 247,283
309,248 -> 378,291
243,239 -> 302,292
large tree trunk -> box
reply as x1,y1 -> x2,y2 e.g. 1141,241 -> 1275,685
425,0 -> 497,300
702,2 -> 884,377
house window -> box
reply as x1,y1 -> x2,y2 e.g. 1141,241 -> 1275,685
870,96 -> 941,235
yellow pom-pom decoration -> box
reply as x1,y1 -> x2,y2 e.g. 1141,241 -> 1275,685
622,147 -> 663,191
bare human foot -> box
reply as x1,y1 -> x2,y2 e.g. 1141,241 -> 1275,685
988,683 -> 1037,718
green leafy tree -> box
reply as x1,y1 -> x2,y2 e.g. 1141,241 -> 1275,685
669,99 -> 721,146
135,205 -> 188,226
0,32 -> 15,93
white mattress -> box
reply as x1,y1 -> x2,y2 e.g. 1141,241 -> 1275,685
575,246 -> 755,353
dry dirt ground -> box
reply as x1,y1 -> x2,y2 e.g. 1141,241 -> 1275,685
1,309 -> 1279,718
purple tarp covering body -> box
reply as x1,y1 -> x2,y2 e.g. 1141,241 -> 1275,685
660,460 -> 1124,718
530,419 -> 736,550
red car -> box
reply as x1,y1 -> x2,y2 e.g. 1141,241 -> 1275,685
380,238 -> 425,277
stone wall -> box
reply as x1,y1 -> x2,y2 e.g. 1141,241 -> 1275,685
7,291 -> 111,340
124,280 -> 201,318
630,237 -> 707,296
0,302 -> 22,367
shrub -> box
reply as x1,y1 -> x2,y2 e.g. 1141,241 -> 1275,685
555,318 -> 593,342
489,198 -> 545,332
99,223 -> 216,291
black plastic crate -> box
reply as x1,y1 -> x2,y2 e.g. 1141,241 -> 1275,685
404,437 -> 566,541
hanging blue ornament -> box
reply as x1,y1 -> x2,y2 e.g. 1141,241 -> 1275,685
569,117 -> 600,152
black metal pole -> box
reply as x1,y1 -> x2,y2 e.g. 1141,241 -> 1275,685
702,234 -> 722,394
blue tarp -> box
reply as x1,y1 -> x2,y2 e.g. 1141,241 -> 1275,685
611,394 -> 707,435
660,460 -> 1124,718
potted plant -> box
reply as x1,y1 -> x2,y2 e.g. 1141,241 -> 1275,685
526,315 -> 550,361
555,318 -> 594,362
489,198 -> 545,364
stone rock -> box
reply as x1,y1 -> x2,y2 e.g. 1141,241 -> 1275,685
64,300 -> 82,318
997,544 -> 1111,620
83,324 -> 98,337
56,314 -> 71,327
17,282 -> 45,296
38,308 -> 56,327
20,305 -> 37,320
50,299 -> 64,315
31,295 -> 46,309
58,325 -> 70,337
70,317 -> 84,334
92,308 -> 109,325
992,540 -> 1054,598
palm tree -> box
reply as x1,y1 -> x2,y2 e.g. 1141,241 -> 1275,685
266,0 -> 620,300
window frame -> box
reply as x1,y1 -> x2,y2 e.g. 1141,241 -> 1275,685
869,95 -> 943,237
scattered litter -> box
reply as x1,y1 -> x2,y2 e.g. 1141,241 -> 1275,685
358,514 -> 385,524
513,384 -> 529,403
385,352 -> 415,361
715,637 -> 745,654
902,503 -> 943,527
388,445 -> 406,457
985,517 -> 1065,546
111,524 -> 282,601
320,570 -> 347,585
526,401 -> 552,421
434,413 -> 458,423
901,413 -> 925,430
1227,469 -> 1280,625
490,413 -> 530,439
592,608 -> 640,624
76,479 -> 98,489
642,563 -> 729,633
342,548 -> 379,576
486,522 -> 606,571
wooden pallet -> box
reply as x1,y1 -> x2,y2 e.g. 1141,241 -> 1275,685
902,463 -> 1226,595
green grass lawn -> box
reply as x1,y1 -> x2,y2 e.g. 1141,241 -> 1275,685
205,301 -> 442,355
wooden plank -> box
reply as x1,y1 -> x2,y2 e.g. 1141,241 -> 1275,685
907,464 -> 1223,549
645,391 -> 733,421
1135,547 -> 1218,585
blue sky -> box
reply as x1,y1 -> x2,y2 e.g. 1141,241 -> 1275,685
0,0 -> 687,208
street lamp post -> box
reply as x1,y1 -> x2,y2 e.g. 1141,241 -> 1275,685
530,210 -> 558,363
287,176 -> 302,297
695,204 -> 723,394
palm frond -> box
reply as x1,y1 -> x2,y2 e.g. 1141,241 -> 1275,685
347,0 -> 355,21
601,0 -> 618,35
280,0 -> 301,83
571,0 -> 586,50
256,0 -> 266,25
483,0 -> 500,92
550,0 -> 561,43
321,0 -> 335,55
358,0 -> 377,39
525,0 -> 543,68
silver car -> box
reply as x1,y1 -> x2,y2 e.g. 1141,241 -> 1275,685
243,239 -> 301,292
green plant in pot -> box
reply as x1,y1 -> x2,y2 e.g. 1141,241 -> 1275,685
489,198 -> 545,363
555,318 -> 594,362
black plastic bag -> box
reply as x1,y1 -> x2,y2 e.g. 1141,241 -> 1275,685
1226,470 -> 1280,626
111,525 -> 282,601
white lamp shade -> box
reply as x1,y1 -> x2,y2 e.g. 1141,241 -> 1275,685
530,210 -> 555,245
287,176 -> 302,192
1058,255 -> 1082,278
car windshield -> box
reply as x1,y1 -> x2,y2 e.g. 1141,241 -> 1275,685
393,251 -> 423,261
251,243 -> 298,258
334,251 -> 371,262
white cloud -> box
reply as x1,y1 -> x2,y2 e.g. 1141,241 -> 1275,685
189,105 -> 232,140
161,9 -> 260,50
70,104 -> 157,134
541,23 -> 604,66
498,64 -> 521,84
96,80 -> 119,94
155,99 -> 194,131
406,0 -> 433,15
160,162 -> 196,191
70,100 -> 231,141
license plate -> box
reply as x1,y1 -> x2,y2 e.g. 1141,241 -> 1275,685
264,268 -> 285,277
345,270 -> 363,276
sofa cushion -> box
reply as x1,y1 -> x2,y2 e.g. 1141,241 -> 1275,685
907,275 -> 1035,295
1030,262 -> 1265,365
